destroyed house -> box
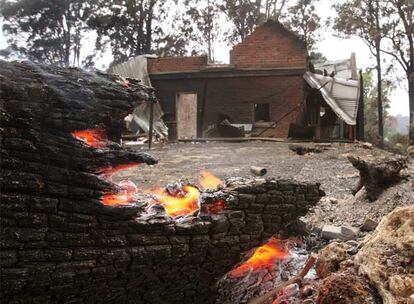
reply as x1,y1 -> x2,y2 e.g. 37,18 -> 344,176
113,20 -> 363,141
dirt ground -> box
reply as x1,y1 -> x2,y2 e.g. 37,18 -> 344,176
117,141 -> 413,229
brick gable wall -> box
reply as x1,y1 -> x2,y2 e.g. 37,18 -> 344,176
230,23 -> 307,69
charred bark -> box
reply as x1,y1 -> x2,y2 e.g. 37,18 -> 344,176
0,61 -> 324,304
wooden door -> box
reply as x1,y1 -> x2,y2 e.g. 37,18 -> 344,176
176,92 -> 197,139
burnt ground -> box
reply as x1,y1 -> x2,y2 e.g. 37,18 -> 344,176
116,141 -> 413,229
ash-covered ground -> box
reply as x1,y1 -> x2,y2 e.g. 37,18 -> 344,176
116,141 -> 413,229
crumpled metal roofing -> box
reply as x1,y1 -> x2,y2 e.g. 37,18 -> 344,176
314,59 -> 353,79
303,71 -> 360,125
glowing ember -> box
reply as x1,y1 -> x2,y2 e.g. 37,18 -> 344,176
72,128 -> 109,148
229,238 -> 290,278
205,199 -> 227,214
99,164 -> 140,206
102,180 -> 138,206
149,186 -> 200,218
199,171 -> 223,189
99,167 -> 226,216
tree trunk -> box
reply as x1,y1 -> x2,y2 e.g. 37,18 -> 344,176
145,0 -> 156,53
409,73 -> 414,145
375,43 -> 383,147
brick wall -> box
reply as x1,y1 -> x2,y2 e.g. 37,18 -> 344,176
148,55 -> 208,73
230,21 -> 307,69
152,74 -> 305,139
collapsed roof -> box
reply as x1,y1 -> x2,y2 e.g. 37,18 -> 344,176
303,71 -> 360,125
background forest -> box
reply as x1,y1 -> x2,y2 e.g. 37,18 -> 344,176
0,0 -> 412,150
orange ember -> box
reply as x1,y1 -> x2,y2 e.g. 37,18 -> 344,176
102,180 -> 138,206
102,192 -> 134,206
72,128 -> 109,148
99,164 -> 140,207
199,171 -> 223,189
205,199 -> 226,214
229,238 -> 290,278
150,186 -> 200,218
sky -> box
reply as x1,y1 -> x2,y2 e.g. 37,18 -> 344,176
0,0 -> 409,116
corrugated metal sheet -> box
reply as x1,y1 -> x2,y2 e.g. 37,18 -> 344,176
304,71 -> 360,125
110,55 -> 169,138
109,54 -> 157,86
314,59 -> 353,79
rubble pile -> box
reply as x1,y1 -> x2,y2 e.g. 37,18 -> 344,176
314,206 -> 413,304
353,206 -> 414,304
0,61 -> 324,304
214,205 -> 413,304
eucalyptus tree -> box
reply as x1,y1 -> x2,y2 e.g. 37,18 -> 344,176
381,0 -> 414,144
284,0 -> 320,50
0,0 -> 95,66
334,0 -> 386,146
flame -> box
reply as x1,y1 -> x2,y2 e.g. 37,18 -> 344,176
144,171 -> 224,217
72,128 -> 109,148
229,238 -> 290,278
149,186 -> 200,218
98,166 -> 226,215
199,171 -> 223,189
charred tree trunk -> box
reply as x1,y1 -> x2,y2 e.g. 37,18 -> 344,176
357,70 -> 365,141
409,73 -> 414,145
0,61 -> 324,304
375,41 -> 384,147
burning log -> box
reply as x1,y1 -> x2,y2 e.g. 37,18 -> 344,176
0,61 -> 325,304
0,60 -> 157,209
348,155 -> 408,201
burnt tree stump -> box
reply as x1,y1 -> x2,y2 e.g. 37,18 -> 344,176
348,155 -> 408,201
0,61 -> 324,304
